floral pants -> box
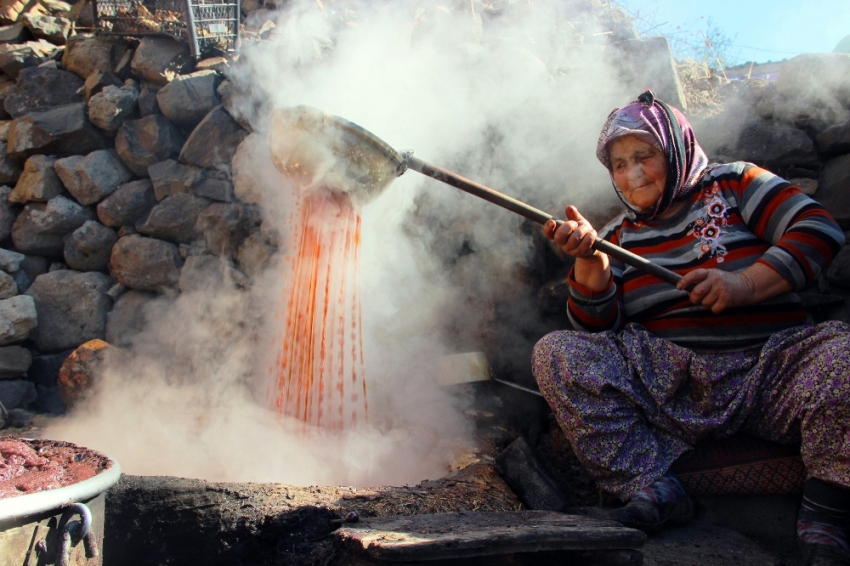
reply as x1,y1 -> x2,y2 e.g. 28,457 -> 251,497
531,321 -> 850,499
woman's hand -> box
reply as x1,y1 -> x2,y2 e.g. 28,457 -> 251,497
543,205 -> 598,259
677,263 -> 792,314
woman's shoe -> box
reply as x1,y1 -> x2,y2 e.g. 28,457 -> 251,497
608,473 -> 694,534
798,508 -> 850,566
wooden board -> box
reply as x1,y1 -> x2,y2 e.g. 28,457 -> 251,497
333,510 -> 646,561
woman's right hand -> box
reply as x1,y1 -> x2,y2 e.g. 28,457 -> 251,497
543,205 -> 599,259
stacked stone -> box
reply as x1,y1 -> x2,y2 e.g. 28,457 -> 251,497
0,30 -> 277,427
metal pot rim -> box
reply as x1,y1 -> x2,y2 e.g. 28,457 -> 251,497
0,450 -> 121,523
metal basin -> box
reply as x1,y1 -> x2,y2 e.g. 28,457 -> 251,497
0,441 -> 121,566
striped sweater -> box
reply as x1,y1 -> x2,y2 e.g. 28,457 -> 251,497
567,162 -> 846,350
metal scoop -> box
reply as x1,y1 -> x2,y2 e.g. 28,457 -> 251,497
269,106 -> 683,287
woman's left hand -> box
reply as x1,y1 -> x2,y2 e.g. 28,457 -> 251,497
676,269 -> 757,314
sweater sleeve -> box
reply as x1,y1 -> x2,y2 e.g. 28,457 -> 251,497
734,163 -> 846,290
566,223 -> 626,333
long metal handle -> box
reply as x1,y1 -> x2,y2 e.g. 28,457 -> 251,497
405,156 -> 683,287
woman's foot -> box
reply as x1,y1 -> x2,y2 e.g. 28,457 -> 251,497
609,473 -> 694,534
797,508 -> 850,566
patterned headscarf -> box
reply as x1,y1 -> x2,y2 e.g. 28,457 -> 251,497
596,91 -> 710,220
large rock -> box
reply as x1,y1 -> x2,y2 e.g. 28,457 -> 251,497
57,339 -> 115,408
0,43 -> 43,79
10,254 -> 46,293
9,154 -> 62,204
195,174 -> 234,202
62,36 -> 133,80
25,270 -> 112,351
148,158 -> 203,200
11,195 -> 95,256
130,36 -> 193,86
96,179 -> 156,227
776,53 -> 850,128
3,66 -> 84,119
616,35 -> 688,112
0,23 -> 30,44
735,121 -> 819,170
0,141 -> 20,184
114,114 -> 184,176
0,186 -> 16,240
83,70 -> 123,102
64,220 -> 117,271
238,232 -> 275,278
816,120 -> 850,156
0,294 -> 36,345
55,149 -> 134,205
231,133 -> 263,204
196,202 -> 261,260
816,154 -> 850,229
7,103 -> 109,161
110,234 -> 182,292
179,105 -> 247,171
0,247 -> 25,273
135,193 -> 211,244
138,81 -> 161,116
88,83 -> 139,132
21,14 -> 71,45
105,289 -> 156,347
155,70 -> 220,127
0,345 -> 31,379
0,270 -> 16,299
0,379 -> 36,410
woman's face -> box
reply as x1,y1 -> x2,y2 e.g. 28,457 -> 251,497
608,135 -> 668,211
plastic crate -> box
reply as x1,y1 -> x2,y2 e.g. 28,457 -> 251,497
92,0 -> 240,58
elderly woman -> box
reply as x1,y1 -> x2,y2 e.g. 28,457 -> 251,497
534,91 -> 850,565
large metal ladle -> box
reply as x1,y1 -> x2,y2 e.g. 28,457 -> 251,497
269,106 -> 684,287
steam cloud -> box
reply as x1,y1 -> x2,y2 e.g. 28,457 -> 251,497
46,0 -> 633,486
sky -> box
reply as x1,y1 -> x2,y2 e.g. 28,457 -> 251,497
614,0 -> 850,65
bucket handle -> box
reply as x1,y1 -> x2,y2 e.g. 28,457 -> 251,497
56,502 -> 98,566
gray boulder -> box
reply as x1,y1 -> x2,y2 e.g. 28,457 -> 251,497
0,43 -> 43,79
0,23 -> 30,44
26,270 -> 112,351
62,36 -> 133,80
0,379 -> 36,410
735,121 -> 819,170
105,289 -> 156,347
21,14 -> 71,45
114,114 -> 184,176
0,270 -> 16,299
195,174 -> 234,202
55,149 -> 134,205
3,66 -> 84,119
0,185 -> 16,240
231,133 -> 263,204
11,195 -> 95,256
147,159 -> 203,201
0,141 -> 20,185
827,245 -> 850,288
0,345 -> 30,378
196,202 -> 260,260
7,103 -> 109,161
88,83 -> 139,132
0,247 -> 25,272
816,154 -> 850,229
156,70 -> 220,127
0,294 -> 36,345
179,105 -> 247,171
130,36 -> 193,86
9,155 -> 62,204
135,193 -> 211,244
138,81 -> 161,116
238,232 -> 275,278
776,53 -> 850,128
83,70 -> 123,102
110,234 -> 182,292
617,36 -> 688,112
816,120 -> 850,156
96,179 -> 156,227
64,220 -> 117,271
10,255 -> 47,293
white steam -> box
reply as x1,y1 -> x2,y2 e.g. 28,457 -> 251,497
46,0 -> 633,486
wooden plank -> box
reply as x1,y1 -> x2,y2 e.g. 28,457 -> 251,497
333,510 -> 646,561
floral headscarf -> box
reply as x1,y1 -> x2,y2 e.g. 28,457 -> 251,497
597,91 -> 710,220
